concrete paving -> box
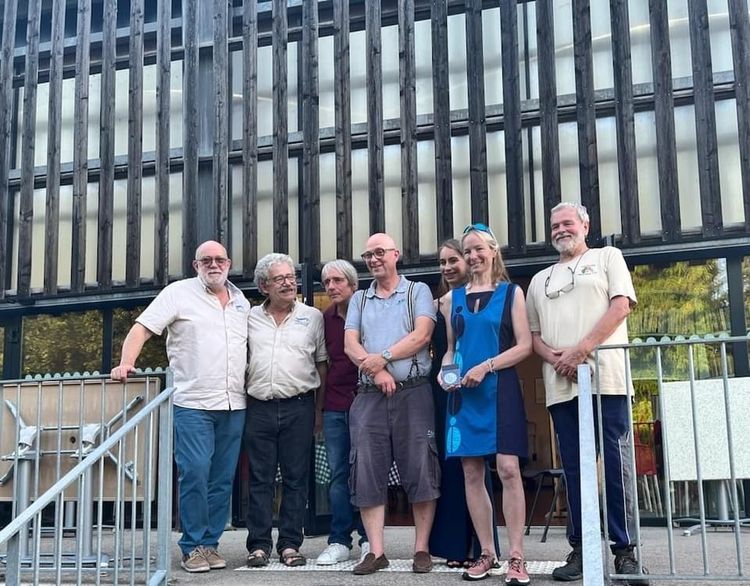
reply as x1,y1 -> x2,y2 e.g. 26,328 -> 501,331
168,524 -> 750,585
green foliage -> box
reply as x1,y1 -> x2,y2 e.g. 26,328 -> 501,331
112,307 -> 168,370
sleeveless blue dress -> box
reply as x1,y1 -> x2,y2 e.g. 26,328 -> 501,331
446,283 -> 528,458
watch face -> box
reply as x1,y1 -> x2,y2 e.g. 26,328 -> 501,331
382,350 -> 392,361
443,371 -> 459,385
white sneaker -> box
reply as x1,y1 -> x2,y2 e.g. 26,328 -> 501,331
359,541 -> 371,561
316,543 -> 351,565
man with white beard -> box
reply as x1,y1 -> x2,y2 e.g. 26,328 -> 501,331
526,203 -> 647,584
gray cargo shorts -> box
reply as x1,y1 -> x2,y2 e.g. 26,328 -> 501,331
348,380 -> 441,508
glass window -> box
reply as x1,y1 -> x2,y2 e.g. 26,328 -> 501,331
595,117 -> 622,237
634,111 -> 661,234
0,325 -> 4,375
251,158 -> 299,260
112,307 -> 168,371
589,0 -> 614,90
667,0 -> 693,80
744,257 -> 750,334
717,99 -> 745,226
553,0 -> 576,97
256,43 -> 298,138
674,104 -> 702,230
629,0 -> 653,85
22,311 -> 103,376
482,8 -> 504,107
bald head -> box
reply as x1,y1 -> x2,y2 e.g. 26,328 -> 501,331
362,232 -> 400,283
195,240 -> 228,260
365,232 -> 397,251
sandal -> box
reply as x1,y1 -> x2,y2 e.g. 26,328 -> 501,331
447,560 -> 464,569
280,548 -> 307,567
246,549 -> 269,568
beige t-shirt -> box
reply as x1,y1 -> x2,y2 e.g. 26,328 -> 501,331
246,301 -> 328,400
526,246 -> 637,407
137,277 -> 250,410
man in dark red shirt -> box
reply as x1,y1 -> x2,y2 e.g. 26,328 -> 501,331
315,260 -> 369,565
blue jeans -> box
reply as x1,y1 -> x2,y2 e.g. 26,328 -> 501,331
323,410 -> 366,547
244,393 -> 315,555
549,395 -> 636,551
173,406 -> 245,555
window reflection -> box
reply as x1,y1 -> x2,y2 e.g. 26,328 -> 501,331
22,311 -> 103,376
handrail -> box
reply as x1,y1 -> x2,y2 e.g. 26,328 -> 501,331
0,383 -> 176,546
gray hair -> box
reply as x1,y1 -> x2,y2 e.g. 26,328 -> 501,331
321,259 -> 358,288
254,252 -> 295,285
551,201 -> 590,224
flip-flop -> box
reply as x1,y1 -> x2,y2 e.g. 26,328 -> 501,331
280,549 -> 306,567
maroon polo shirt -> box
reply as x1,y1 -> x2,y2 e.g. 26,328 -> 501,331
323,304 -> 359,412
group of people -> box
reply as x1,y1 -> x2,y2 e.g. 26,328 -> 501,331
111,201 -> 646,585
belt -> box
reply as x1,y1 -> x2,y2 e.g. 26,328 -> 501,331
357,376 -> 427,394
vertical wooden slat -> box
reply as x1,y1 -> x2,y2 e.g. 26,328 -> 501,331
465,0 -> 488,224
0,0 -> 18,297
649,0 -> 680,241
44,0 -> 66,294
572,0 -> 601,242
301,0 -> 320,265
272,0 -> 289,253
214,0 -> 229,245
728,0 -> 750,231
17,0 -> 43,298
431,0 -> 453,246
501,0 -> 525,252
154,0 -> 171,285
609,0 -> 640,244
183,0 -> 199,273
366,0 -> 385,234
98,0 -> 117,288
333,0 -> 352,260
243,0 -> 258,275
688,0 -> 722,236
399,0 -> 418,262
71,0 -> 92,293
126,0 -> 144,286
535,0 -> 560,238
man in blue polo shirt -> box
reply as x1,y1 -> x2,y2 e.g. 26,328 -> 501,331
344,232 -> 439,576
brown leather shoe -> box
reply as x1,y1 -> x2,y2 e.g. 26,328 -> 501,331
352,553 -> 389,575
412,550 -> 433,573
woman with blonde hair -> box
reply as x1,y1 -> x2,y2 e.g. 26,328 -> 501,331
439,224 -> 532,584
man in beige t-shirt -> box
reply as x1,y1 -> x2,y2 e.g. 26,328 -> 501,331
526,203 -> 646,583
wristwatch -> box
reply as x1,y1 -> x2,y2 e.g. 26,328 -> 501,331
381,349 -> 393,363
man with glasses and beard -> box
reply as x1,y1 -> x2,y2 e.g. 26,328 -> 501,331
526,203 -> 645,584
111,240 -> 249,573
244,253 -> 328,569
344,233 -> 439,576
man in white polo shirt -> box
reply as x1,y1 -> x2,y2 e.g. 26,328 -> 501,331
111,240 -> 249,574
244,253 -> 328,569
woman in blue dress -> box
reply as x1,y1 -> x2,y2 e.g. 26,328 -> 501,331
428,240 -> 500,568
439,224 -> 532,584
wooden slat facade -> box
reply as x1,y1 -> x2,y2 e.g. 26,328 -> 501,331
399,0 -> 419,263
535,0 -> 561,238
243,0 -> 259,276
688,0 -> 723,236
97,0 -> 117,289
500,0 -> 525,253
609,0 -> 640,245
154,0 -> 172,286
272,0 -> 289,253
43,0 -> 66,295
333,0 -> 353,260
465,0 -> 488,224
431,0 -> 453,247
572,0 -> 601,244
365,0 -> 385,234
728,0 -> 750,232
301,0 -> 320,266
17,0 -> 42,299
1,0 -> 750,306
649,0 -> 680,242
71,0 -> 92,293
214,0 -> 230,246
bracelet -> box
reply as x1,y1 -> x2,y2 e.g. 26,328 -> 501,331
486,358 -> 495,374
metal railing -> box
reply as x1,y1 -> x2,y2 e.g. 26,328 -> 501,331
578,335 -> 749,585
0,372 -> 174,585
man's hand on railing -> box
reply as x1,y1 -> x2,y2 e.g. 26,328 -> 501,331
110,363 -> 137,381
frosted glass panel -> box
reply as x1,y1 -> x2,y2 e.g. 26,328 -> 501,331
668,0 -> 693,80
257,43 -> 298,137
716,99 -> 744,225
482,8 -> 503,106
673,105 -> 702,230
487,131 -> 508,246
448,13 -> 468,111
553,0 -> 576,97
559,121 -> 581,205
629,0 -> 653,85
417,141 -> 438,255
590,0 -> 614,90
634,111 -> 661,233
595,117 -> 622,236
351,149 -> 371,251
383,144 -> 402,243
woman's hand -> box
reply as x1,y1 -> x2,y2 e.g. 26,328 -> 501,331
461,362 -> 490,388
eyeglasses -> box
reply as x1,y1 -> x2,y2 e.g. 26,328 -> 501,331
360,247 -> 395,262
269,274 -> 297,285
544,266 -> 575,299
463,223 -> 497,240
197,256 -> 229,267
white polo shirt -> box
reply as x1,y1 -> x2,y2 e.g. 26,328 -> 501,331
246,301 -> 328,400
137,277 -> 250,410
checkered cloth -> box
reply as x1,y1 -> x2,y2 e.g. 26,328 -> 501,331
388,461 -> 401,486
273,446 -> 400,486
